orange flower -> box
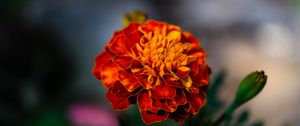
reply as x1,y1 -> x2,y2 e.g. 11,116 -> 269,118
93,20 -> 210,124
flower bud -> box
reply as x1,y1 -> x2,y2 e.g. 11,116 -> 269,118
235,71 -> 267,106
212,71 -> 267,126
123,10 -> 147,27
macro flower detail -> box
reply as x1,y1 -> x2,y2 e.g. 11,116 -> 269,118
93,20 -> 210,124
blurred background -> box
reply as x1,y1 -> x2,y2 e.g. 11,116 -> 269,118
1,0 -> 300,126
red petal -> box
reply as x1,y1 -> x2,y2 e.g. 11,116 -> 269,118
185,84 -> 199,93
106,88 -> 131,110
187,91 -> 206,115
144,20 -> 180,32
118,70 -> 141,92
131,60 -> 148,75
93,51 -> 112,80
169,104 -> 192,123
164,75 -> 184,88
111,81 -> 129,97
112,55 -> 133,69
191,65 -> 210,86
144,20 -> 165,31
106,31 -> 128,55
123,23 -> 142,52
100,60 -> 118,88
135,75 -> 155,89
131,68 -> 148,75
138,91 -> 158,112
153,99 -> 177,112
167,89 -> 187,106
141,110 -> 169,125
188,61 -> 199,76
190,49 -> 206,65
150,83 -> 176,99
182,32 -> 200,51
176,66 -> 190,78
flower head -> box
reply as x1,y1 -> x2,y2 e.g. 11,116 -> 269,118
93,20 -> 210,124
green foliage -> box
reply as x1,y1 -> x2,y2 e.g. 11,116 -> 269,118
26,108 -> 69,126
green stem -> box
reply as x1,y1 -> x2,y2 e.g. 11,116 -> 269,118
211,100 -> 239,126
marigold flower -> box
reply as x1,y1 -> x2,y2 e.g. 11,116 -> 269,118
93,20 -> 210,124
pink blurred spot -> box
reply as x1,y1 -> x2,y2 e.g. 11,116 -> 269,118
68,103 -> 119,126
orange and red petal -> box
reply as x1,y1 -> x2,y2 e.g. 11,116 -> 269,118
167,89 -> 187,106
141,110 -> 169,125
150,83 -> 176,99
93,51 -> 112,80
169,104 -> 192,123
106,31 -> 128,55
185,84 -> 199,93
191,65 -> 210,86
186,91 -> 206,115
118,70 -> 142,92
190,49 -> 206,65
112,55 -> 133,69
153,99 -> 177,112
144,20 -> 165,32
135,75 -> 155,89
176,66 -> 190,78
123,23 -> 142,52
106,88 -> 131,111
138,91 -> 158,112
111,81 -> 130,98
164,75 -> 184,88
188,61 -> 199,76
144,20 -> 180,32
100,60 -> 118,88
182,32 -> 200,51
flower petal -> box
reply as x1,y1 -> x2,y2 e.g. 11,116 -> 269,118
153,99 -> 177,112
144,20 -> 165,32
135,75 -> 155,89
150,83 -> 176,99
93,51 -> 112,80
164,75 -> 184,88
123,23 -> 142,52
187,91 -> 206,115
106,88 -> 131,110
169,104 -> 192,123
190,49 -> 206,65
182,32 -> 200,51
112,55 -> 133,69
118,70 -> 141,92
112,81 -> 143,98
138,91 -> 158,112
141,110 -> 169,125
185,84 -> 199,93
167,89 -> 187,106
106,31 -> 128,55
176,66 -> 190,78
191,65 -> 210,86
188,61 -> 199,76
100,60 -> 118,88
112,81 -> 131,98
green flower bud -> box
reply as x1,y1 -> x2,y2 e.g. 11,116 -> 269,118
235,71 -> 267,106
212,71 -> 267,126
123,10 -> 147,27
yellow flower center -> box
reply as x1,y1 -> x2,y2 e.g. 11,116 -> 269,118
130,25 -> 196,89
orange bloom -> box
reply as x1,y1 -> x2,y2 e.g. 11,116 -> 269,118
93,20 -> 210,124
